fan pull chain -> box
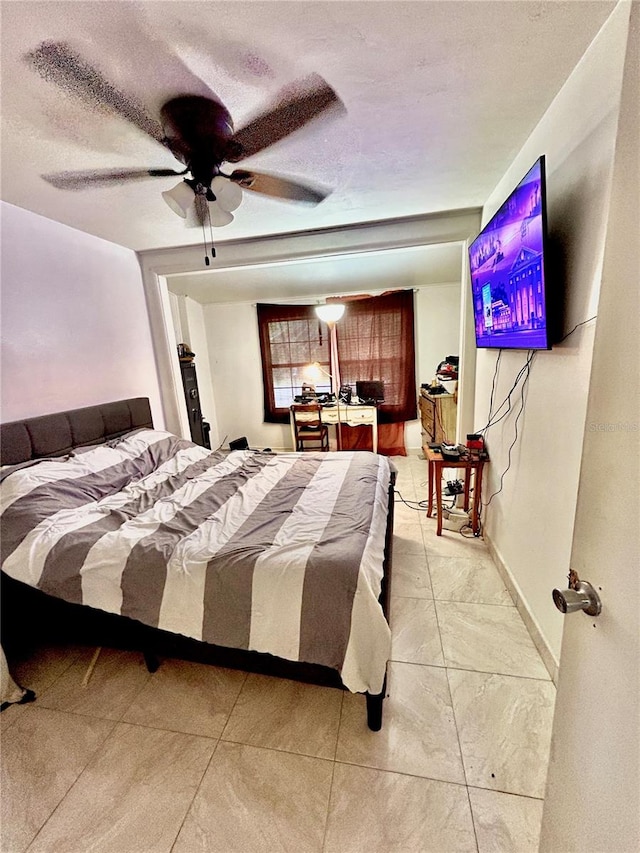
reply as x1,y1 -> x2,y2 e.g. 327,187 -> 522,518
208,209 -> 216,262
200,201 -> 211,266
198,196 -> 208,265
200,196 -> 216,267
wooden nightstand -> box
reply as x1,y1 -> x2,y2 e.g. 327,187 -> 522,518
423,444 -> 488,535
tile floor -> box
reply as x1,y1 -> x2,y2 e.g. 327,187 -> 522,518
1,454 -> 556,853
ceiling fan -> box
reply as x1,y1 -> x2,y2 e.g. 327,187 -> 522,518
27,41 -> 345,231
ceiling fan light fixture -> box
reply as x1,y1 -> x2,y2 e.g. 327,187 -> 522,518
207,202 -> 234,227
161,180 -> 195,218
210,176 -> 243,212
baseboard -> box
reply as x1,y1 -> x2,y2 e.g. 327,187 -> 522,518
485,534 -> 559,685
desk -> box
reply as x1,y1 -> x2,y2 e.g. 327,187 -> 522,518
290,404 -> 378,453
423,445 -> 488,535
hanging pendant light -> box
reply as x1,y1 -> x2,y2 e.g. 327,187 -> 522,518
315,303 -> 345,324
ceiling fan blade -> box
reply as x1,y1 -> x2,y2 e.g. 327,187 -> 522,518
229,170 -> 330,205
228,74 -> 345,162
42,168 -> 186,190
26,41 -> 166,145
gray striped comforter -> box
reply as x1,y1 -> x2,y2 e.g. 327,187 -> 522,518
0,430 -> 392,694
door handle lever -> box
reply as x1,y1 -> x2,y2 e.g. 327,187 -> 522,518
552,580 -> 602,617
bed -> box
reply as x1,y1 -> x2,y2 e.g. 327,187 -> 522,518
0,398 -> 394,729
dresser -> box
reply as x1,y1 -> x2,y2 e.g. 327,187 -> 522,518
419,390 -> 457,444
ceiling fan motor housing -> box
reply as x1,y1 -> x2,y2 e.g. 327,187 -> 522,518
160,95 -> 236,182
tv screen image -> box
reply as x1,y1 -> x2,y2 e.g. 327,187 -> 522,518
469,157 -> 550,350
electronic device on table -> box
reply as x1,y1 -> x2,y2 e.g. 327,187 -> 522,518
338,385 -> 352,404
468,156 -> 552,351
466,434 -> 484,451
423,381 -> 447,395
436,439 -> 488,462
293,393 -> 335,405
440,443 -> 462,461
355,380 -> 385,405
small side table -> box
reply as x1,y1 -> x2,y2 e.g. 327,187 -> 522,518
423,445 -> 489,535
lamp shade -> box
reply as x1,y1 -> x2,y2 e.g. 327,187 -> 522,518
207,202 -> 234,226
211,176 -> 243,212
161,181 -> 195,218
304,361 -> 332,383
315,303 -> 345,324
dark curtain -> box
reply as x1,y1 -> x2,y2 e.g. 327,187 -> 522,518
333,290 -> 417,425
257,303 -> 326,424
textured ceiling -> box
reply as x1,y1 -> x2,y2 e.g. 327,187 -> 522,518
1,1 -> 614,253
168,242 -> 464,304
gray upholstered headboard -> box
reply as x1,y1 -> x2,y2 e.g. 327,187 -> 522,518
0,398 -> 153,466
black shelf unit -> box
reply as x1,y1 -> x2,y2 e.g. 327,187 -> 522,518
179,360 -> 210,448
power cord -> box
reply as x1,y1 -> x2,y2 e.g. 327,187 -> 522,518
487,349 -> 502,427
214,434 -> 228,452
464,317 -> 597,536
460,518 -> 481,538
475,316 -> 596,523
558,315 -> 597,343
478,316 -> 596,438
394,488 -> 456,512
394,487 -> 477,538
478,352 -> 535,436
483,349 -> 535,508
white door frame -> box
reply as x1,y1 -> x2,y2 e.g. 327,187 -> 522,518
138,210 -> 482,444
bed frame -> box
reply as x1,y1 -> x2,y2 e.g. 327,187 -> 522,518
0,398 -> 394,730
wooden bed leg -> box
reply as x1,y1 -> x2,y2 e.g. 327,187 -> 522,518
143,651 -> 160,673
365,682 -> 386,731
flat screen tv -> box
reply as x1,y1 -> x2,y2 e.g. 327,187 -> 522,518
469,156 -> 550,349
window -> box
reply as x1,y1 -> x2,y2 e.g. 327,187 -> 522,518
257,290 -> 417,426
257,303 -> 329,424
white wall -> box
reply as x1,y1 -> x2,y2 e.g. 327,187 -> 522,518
415,284 -> 461,384
204,301 -> 280,450
183,297 -> 219,448
471,2 -> 630,664
202,284 -> 461,452
166,292 -> 220,448
0,202 -> 163,425
168,291 -> 186,346
413,283 -> 461,445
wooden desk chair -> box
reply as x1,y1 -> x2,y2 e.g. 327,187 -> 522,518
290,403 -> 329,452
